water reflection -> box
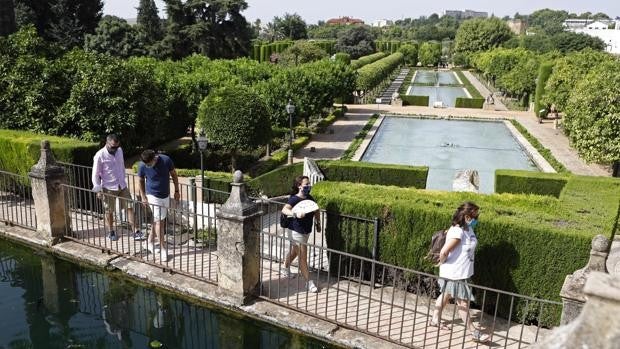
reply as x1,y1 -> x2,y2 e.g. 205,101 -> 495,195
0,240 -> 335,349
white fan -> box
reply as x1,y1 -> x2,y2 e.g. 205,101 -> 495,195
291,200 -> 319,215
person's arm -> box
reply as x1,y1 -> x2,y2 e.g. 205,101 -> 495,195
170,168 -> 180,201
92,152 -> 102,192
139,176 -> 147,205
282,204 -> 295,217
439,238 -> 461,264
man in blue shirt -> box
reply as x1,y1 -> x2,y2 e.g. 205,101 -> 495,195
138,150 -> 180,262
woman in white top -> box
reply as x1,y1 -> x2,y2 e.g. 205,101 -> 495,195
430,201 -> 489,343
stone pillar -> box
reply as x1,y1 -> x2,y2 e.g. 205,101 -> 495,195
216,170 -> 262,305
559,234 -> 609,325
532,272 -> 620,349
28,140 -> 70,245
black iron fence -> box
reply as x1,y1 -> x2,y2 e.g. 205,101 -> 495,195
0,170 -> 37,230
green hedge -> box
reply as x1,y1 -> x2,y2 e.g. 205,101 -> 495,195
401,95 -> 429,106
248,163 -> 304,197
534,62 -> 554,117
312,174 -> 620,326
350,52 -> 388,70
356,53 -> 404,91
454,69 -> 483,99
455,97 -> 485,109
341,113 -> 380,160
0,130 -> 98,176
319,160 -> 427,189
495,170 -> 569,198
510,120 -> 568,173
249,136 -> 310,177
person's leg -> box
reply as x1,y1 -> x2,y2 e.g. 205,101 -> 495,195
284,245 -> 298,268
456,298 -> 474,331
432,291 -> 452,326
298,244 -> 309,281
156,218 -> 166,250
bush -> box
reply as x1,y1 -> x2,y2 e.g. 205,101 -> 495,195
455,97 -> 485,109
334,52 -> 351,65
249,135 -> 310,176
248,163 -> 304,197
341,113 -> 380,160
350,52 -> 387,70
509,120 -> 568,173
534,62 -> 554,117
312,175 -> 620,326
495,170 -> 569,198
319,160 -> 428,189
0,129 -> 99,176
356,52 -> 404,91
401,95 -> 429,106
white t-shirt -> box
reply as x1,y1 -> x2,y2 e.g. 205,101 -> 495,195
439,225 -> 478,280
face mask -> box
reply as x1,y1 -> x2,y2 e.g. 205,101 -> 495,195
468,218 -> 478,229
106,146 -> 118,155
302,185 -> 311,195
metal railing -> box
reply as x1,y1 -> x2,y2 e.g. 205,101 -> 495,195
256,228 -> 561,349
62,183 -> 221,284
0,170 -> 37,230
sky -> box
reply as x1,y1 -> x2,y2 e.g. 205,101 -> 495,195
103,0 -> 620,24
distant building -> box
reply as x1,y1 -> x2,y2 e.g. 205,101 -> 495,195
566,19 -> 620,54
326,16 -> 364,25
371,19 -> 393,27
563,18 -> 615,30
444,9 -> 488,19
506,19 -> 527,35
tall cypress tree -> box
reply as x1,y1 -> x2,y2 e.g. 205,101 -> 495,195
0,0 -> 17,36
137,0 -> 163,45
47,0 -> 104,49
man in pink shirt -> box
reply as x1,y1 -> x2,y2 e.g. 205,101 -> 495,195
92,134 -> 144,241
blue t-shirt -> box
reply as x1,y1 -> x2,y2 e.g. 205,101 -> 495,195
287,194 -> 317,234
137,154 -> 175,199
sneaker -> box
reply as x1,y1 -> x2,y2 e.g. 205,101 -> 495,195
307,280 -> 318,293
471,329 -> 490,343
144,241 -> 155,253
133,230 -> 146,241
280,267 -> 293,278
108,231 -> 118,241
161,250 -> 169,262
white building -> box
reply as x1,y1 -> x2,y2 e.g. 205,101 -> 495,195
568,20 -> 620,54
371,19 -> 393,27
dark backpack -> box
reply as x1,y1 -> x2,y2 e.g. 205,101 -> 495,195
280,212 -> 292,229
426,229 -> 448,264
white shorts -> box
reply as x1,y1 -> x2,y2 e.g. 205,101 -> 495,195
147,195 -> 170,222
288,229 -> 310,245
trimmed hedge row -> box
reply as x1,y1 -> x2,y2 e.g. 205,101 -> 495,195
319,160 -> 428,189
350,52 -> 388,70
312,174 -> 620,326
0,129 -> 98,176
454,69 -> 483,99
495,170 -> 568,198
455,97 -> 485,109
356,52 -> 404,91
534,62 -> 554,117
510,120 -> 568,173
341,113 -> 380,160
401,95 -> 429,106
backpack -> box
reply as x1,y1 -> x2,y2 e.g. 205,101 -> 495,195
280,212 -> 292,229
426,229 -> 448,265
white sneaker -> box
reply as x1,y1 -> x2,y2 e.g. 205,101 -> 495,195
280,267 -> 293,278
307,280 -> 318,293
144,242 -> 155,253
161,250 -> 169,262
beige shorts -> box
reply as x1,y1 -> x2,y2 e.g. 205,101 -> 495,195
102,187 -> 132,212
288,229 -> 310,245
147,195 -> 170,222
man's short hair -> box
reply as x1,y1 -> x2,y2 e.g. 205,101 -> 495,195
141,149 -> 156,163
106,134 -> 119,143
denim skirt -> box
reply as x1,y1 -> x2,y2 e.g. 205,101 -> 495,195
438,278 -> 475,301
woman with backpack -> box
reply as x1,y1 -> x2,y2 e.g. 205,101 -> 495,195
430,201 -> 490,343
280,175 -> 321,293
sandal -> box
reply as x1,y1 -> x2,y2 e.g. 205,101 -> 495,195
429,319 -> 451,331
471,329 -> 490,343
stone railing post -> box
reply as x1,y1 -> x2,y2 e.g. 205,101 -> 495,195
216,170 -> 262,305
28,140 -> 70,245
559,234 -> 609,324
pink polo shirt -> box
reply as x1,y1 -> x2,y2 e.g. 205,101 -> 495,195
91,147 -> 128,192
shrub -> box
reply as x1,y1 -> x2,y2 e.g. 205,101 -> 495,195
455,97 -> 485,109
341,113 -> 380,160
495,170 -> 568,198
319,160 -> 428,189
356,52 -> 404,91
534,61 -> 554,117
509,120 -> 568,173
401,95 -> 429,106
334,52 -> 351,65
350,52 -> 388,70
0,129 -> 98,176
248,163 -> 304,197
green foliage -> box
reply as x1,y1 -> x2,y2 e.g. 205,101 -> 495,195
534,62 -> 554,117
495,170 -> 568,197
318,160 -> 428,189
356,52 -> 404,91
563,60 -> 620,164
44,0 -> 103,49
333,52 -> 351,65
278,40 -> 327,66
312,175 -> 620,326
509,120 -> 567,173
335,26 -> 376,59
248,162 -> 304,197
397,43 -> 418,65
272,13 -> 308,40
0,0 -> 16,36
454,97 -> 484,109
341,113 -> 380,160
249,135 -> 310,176
197,85 -> 272,171
350,52 -> 387,70
527,9 -> 570,35
0,129 -> 98,176
136,0 -> 163,46
453,70 -> 482,98
454,18 -> 513,55
418,41 -> 441,66
401,95 -> 429,106
472,48 -> 540,99
84,16 -> 145,58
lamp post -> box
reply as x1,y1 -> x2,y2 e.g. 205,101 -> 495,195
285,99 -> 295,165
196,131 -> 208,203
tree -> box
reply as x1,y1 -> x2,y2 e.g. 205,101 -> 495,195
551,32 -> 606,53
528,9 -> 569,35
136,0 -> 163,46
334,26 -> 375,59
197,85 -> 271,171
564,60 -> 620,164
273,13 -> 307,40
454,17 -> 513,54
0,0 -> 17,36
418,42 -> 441,66
278,41 -> 327,66
84,16 -> 145,58
46,0 -> 104,49
398,43 -> 418,65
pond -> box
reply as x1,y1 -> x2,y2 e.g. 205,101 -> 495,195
361,117 -> 538,192
407,86 -> 469,107
0,239 -> 338,349
412,71 -> 460,85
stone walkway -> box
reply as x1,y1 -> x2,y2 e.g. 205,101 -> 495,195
293,104 -> 610,177
461,71 -> 508,111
